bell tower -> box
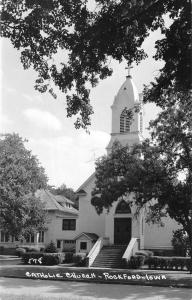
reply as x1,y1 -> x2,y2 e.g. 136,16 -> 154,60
106,67 -> 143,154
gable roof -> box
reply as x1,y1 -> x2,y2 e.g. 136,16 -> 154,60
55,194 -> 74,205
76,172 -> 95,194
76,189 -> 87,196
35,190 -> 78,215
74,232 -> 98,241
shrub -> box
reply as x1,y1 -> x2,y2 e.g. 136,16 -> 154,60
127,255 -> 145,269
135,250 -> 154,263
22,252 -> 65,265
26,247 -> 39,253
135,250 -> 153,258
172,229 -> 189,256
186,258 -> 192,271
73,253 -> 87,266
43,254 -> 59,265
0,246 -> 4,254
146,256 -> 190,270
16,247 -> 26,257
62,247 -> 75,253
143,250 -> 154,257
44,241 -> 57,253
2,247 -> 17,256
64,252 -> 74,263
73,254 -> 82,265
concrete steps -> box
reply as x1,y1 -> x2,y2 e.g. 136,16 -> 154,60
91,245 -> 126,268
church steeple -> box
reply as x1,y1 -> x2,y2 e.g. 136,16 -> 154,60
106,71 -> 143,154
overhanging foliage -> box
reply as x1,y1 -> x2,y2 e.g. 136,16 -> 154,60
1,0 -> 191,128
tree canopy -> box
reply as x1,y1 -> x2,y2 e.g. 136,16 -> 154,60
0,133 -> 48,238
1,0 -> 191,128
91,90 -> 192,255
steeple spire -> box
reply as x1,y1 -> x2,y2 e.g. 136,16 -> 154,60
125,64 -> 133,78
106,69 -> 143,155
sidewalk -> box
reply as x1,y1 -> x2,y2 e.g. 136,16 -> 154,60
0,264 -> 191,288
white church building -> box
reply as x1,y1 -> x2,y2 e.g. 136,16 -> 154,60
75,72 -> 179,266
0,73 -> 179,266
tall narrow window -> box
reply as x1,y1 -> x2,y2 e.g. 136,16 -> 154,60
25,235 -> 30,243
26,234 -> 35,243
120,108 -> 131,133
57,240 -> 61,248
38,231 -> 44,243
0,231 -> 9,242
31,234 -> 35,243
140,112 -> 143,133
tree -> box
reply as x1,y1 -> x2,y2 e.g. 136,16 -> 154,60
172,229 -> 190,256
0,133 -> 48,239
1,0 -> 190,129
91,91 -> 192,261
44,240 -> 57,253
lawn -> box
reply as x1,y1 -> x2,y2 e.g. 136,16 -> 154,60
0,256 -> 18,259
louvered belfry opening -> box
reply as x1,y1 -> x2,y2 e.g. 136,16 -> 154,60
120,108 -> 130,133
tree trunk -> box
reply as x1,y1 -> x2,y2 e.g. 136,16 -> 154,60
186,224 -> 192,273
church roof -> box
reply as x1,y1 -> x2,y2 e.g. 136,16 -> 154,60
74,232 -> 99,241
76,172 -> 95,194
35,189 -> 78,215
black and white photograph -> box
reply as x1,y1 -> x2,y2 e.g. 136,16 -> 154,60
0,0 -> 191,299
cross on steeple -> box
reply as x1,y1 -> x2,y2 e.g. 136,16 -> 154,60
125,64 -> 133,77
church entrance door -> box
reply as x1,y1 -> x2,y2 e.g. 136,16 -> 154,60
114,218 -> 131,245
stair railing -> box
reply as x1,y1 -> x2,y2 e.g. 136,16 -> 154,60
122,237 -> 140,262
86,237 -> 109,267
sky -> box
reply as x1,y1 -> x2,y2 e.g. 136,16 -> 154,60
0,23 -> 164,190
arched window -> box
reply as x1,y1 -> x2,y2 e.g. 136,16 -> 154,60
115,200 -> 131,214
120,108 -> 130,133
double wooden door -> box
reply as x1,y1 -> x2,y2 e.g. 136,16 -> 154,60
114,218 -> 131,245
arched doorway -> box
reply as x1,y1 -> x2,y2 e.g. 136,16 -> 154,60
114,200 -> 132,245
